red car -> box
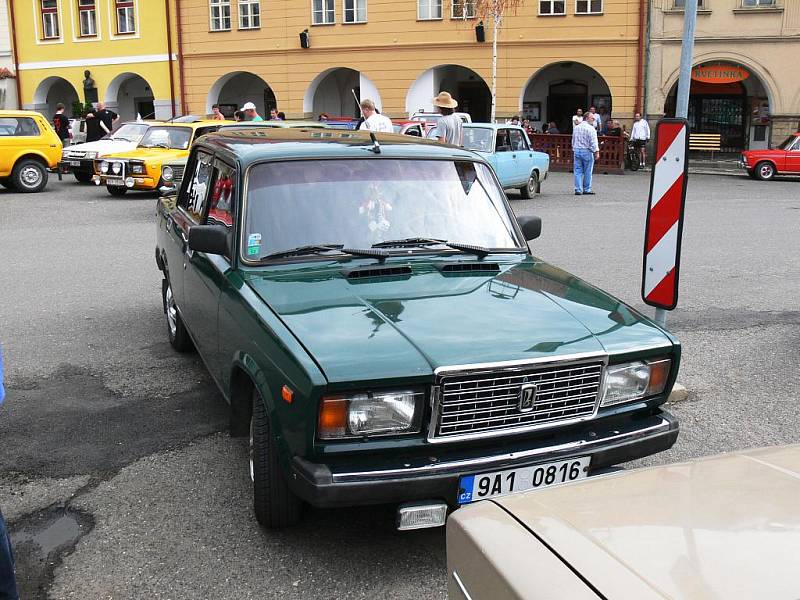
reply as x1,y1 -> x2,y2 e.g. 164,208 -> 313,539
391,120 -> 425,137
740,132 -> 800,180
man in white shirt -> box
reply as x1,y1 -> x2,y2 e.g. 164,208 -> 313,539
630,112 -> 651,168
588,106 -> 602,132
358,99 -> 393,133
572,113 -> 600,195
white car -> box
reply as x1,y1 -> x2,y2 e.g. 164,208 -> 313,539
60,121 -> 155,183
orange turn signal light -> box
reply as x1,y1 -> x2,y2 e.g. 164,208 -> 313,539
281,385 -> 294,404
647,359 -> 672,396
318,397 -> 348,438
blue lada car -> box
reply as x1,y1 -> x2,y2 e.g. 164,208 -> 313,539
428,123 -> 549,197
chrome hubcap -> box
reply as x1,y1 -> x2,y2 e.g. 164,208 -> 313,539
20,166 -> 41,188
529,175 -> 537,193
165,284 -> 177,337
760,165 -> 772,178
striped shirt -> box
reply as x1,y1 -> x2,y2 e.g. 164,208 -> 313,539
572,121 -> 599,152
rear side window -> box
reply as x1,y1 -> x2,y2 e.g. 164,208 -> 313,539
180,150 -> 214,223
207,159 -> 236,229
0,117 -> 41,137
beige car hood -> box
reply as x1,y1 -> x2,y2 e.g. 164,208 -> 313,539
494,445 -> 800,600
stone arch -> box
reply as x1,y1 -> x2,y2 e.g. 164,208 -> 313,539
105,72 -> 155,120
31,76 -> 80,116
303,67 -> 382,118
206,71 -> 277,118
405,64 -> 490,121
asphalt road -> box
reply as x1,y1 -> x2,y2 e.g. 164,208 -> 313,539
1,168 -> 798,599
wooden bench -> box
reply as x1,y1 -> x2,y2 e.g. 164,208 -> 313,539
689,133 -> 722,157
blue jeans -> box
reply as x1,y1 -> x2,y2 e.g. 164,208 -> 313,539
0,507 -> 18,600
573,148 -> 595,193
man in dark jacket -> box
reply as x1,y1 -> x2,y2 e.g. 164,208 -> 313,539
0,347 -> 20,600
52,103 -> 71,145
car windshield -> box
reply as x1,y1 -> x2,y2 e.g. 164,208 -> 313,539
138,126 -> 192,149
462,128 -> 494,152
110,123 -> 150,142
244,159 -> 521,260
412,114 -> 441,124
777,135 -> 799,150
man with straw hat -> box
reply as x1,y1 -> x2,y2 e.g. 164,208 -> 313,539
433,91 -> 463,146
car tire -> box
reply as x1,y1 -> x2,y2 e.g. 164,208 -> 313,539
251,388 -> 303,529
754,161 -> 775,181
0,177 -> 15,190
519,170 -> 540,199
107,186 -> 128,197
74,171 -> 93,183
11,159 -> 48,193
162,278 -> 192,352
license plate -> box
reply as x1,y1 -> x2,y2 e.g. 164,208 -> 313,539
457,456 -> 591,504
69,160 -> 81,166
107,178 -> 125,186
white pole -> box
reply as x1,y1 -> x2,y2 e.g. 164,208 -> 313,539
654,0 -> 696,329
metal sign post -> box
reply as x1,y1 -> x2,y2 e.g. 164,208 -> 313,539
650,0 -> 697,328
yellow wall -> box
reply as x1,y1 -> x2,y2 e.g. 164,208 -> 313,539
12,0 -> 177,118
179,0 -> 644,122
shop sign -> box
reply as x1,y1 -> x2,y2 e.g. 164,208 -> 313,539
692,64 -> 750,84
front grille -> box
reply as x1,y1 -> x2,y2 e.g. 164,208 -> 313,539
171,165 -> 186,183
431,360 -> 604,440
66,151 -> 86,159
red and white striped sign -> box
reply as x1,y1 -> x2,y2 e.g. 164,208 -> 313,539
641,119 -> 689,311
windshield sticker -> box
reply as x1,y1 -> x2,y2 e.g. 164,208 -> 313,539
359,184 -> 392,234
247,233 -> 262,256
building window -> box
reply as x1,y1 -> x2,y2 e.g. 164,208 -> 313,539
673,0 -> 705,7
239,0 -> 260,28
78,0 -> 97,36
575,0 -> 602,13
418,0 -> 442,19
115,0 -> 135,33
312,0 -> 335,24
210,0 -> 231,30
539,0 -> 565,15
41,0 -> 60,39
452,0 -> 475,18
741,0 -> 775,5
344,0 -> 366,22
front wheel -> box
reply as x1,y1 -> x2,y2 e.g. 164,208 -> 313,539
107,185 -> 128,197
519,170 -> 540,199
11,159 -> 48,193
251,388 -> 304,528
755,161 -> 775,181
162,278 -> 192,352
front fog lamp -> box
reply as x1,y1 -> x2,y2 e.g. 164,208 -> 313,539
318,390 -> 422,439
600,358 -> 671,407
100,161 -> 109,174
161,166 -> 174,182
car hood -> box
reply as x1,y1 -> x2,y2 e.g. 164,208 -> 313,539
244,257 -> 672,383
65,139 -> 138,155
494,444 -> 800,600
102,147 -> 188,162
742,149 -> 785,158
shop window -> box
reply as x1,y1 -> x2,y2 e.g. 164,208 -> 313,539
344,0 -> 367,22
41,0 -> 60,39
575,0 -> 603,14
452,0 -> 475,18
210,0 -> 232,30
239,0 -> 260,28
115,0 -> 135,34
78,0 -> 97,36
539,0 -> 565,15
312,0 -> 335,24
742,0 -> 776,5
418,0 -> 442,20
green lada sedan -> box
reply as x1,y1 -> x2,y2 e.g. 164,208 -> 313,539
155,128 -> 681,529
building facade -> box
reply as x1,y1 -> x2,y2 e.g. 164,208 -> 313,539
178,0 -> 647,130
647,0 -> 800,151
1,0 -> 17,108
10,0 -> 180,120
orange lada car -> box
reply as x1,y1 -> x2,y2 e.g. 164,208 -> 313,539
0,110 -> 62,193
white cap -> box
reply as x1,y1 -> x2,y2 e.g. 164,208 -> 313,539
241,102 -> 256,111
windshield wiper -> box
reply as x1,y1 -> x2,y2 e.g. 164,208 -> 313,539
261,244 -> 344,260
445,242 -> 491,259
372,238 -> 490,258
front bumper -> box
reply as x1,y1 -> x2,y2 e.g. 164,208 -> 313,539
94,174 -> 158,190
288,409 -> 678,508
58,160 -> 94,175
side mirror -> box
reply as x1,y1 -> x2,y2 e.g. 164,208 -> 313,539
188,225 -> 229,255
517,216 -> 542,241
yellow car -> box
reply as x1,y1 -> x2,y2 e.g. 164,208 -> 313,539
0,110 -> 62,193
93,120 -> 231,196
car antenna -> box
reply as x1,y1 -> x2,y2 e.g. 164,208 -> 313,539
368,131 -> 381,154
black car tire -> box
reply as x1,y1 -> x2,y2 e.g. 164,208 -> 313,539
519,170 -> 539,199
107,186 -> 128,197
162,278 -> 192,352
754,161 -> 775,181
11,159 -> 48,193
0,177 -> 15,190
74,171 -> 93,183
251,388 -> 303,528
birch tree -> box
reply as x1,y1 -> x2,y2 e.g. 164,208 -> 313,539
473,0 -> 524,122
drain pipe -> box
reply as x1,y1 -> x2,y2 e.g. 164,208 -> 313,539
8,0 -> 22,109
175,0 -> 188,115
643,0 -> 651,118
165,0 -> 177,118
635,0 -> 646,114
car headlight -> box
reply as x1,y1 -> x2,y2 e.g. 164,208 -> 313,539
318,390 -> 423,439
61,149 -> 69,159
600,358 -> 671,407
111,162 -> 122,175
162,166 -> 174,181
131,162 -> 145,175
85,151 -> 98,160
100,161 -> 109,174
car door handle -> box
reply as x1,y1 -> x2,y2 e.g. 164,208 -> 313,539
180,231 -> 189,244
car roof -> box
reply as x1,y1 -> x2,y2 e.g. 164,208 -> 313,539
220,121 -> 330,129
464,123 -> 523,131
0,109 -> 50,118
197,127 -> 481,164
152,120 -> 234,129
